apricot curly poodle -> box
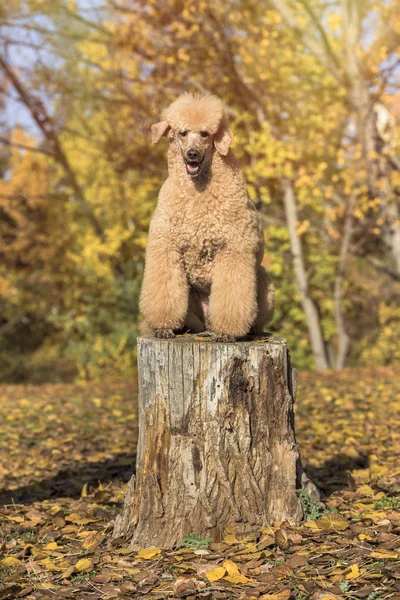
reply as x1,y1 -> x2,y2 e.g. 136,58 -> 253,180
140,93 -> 275,342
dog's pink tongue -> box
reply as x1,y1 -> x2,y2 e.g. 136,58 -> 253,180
187,164 -> 198,173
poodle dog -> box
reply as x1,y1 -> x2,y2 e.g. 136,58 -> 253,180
140,93 -> 275,342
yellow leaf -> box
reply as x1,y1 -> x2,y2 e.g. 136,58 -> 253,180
135,547 -> 162,560
367,511 -> 386,519
316,516 -> 348,531
1,556 -> 22,567
223,559 -> 239,576
371,550 -> 398,559
41,558 -> 63,572
60,565 -> 75,579
346,564 -> 360,579
206,566 -> 226,582
123,567 -> 141,575
77,530 -> 98,538
65,513 -> 98,525
373,492 -> 385,500
223,533 -> 239,544
275,529 -> 289,549
224,573 -> 250,584
75,558 -> 93,572
83,534 -> 105,550
357,484 -> 375,497
6,515 -> 24,523
45,542 -> 59,550
259,590 -> 291,600
81,482 -> 88,497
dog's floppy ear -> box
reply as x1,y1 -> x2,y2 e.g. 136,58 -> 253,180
214,122 -> 233,156
151,120 -> 171,144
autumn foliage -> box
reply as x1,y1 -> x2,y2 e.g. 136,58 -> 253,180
0,0 -> 400,379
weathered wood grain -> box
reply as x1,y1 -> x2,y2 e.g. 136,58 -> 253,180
113,334 -> 318,548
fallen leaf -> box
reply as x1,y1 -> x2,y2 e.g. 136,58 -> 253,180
65,513 -> 98,525
205,566 -> 226,582
59,565 -> 75,579
195,562 -> 220,577
6,515 -> 24,523
222,559 -> 239,576
135,547 -> 162,560
273,564 -> 294,578
357,484 -> 375,497
223,533 -> 239,544
25,509 -> 44,523
173,577 -> 204,597
224,573 -> 250,583
259,590 -> 291,600
258,534 -> 275,550
346,563 -> 360,579
275,529 -> 289,549
316,515 -> 349,531
40,558 -> 63,572
44,542 -> 59,550
370,550 -> 398,559
83,533 -> 105,549
359,533 -> 373,541
75,558 -> 93,572
1,557 -> 22,567
287,554 -> 308,568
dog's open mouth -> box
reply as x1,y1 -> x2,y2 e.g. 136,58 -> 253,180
185,159 -> 203,177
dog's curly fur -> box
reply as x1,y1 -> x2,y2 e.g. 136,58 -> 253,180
140,93 -> 275,340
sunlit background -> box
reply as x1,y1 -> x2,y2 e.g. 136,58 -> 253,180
0,0 -> 399,382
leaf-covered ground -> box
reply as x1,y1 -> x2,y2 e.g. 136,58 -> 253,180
1,368 -> 400,600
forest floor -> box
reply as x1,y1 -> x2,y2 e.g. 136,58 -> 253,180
1,368 -> 400,600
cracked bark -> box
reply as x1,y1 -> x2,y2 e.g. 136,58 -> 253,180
113,335 -> 318,548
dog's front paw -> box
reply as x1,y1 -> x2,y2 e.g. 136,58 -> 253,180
213,334 -> 236,343
154,328 -> 175,339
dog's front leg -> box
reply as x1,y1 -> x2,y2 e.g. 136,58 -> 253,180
140,235 -> 188,338
208,250 -> 257,340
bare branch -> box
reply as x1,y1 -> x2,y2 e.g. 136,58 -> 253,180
299,0 -> 343,74
269,0 -> 343,82
0,55 -> 105,241
0,136 -> 53,156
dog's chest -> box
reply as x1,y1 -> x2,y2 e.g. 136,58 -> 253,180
176,217 -> 226,288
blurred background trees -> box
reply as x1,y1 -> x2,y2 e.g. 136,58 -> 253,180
0,0 -> 399,381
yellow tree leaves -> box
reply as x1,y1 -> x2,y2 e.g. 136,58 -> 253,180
1,0 -> 400,378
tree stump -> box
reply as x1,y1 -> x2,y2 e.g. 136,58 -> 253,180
113,334 -> 318,548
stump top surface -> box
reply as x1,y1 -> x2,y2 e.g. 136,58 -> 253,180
138,333 -> 287,348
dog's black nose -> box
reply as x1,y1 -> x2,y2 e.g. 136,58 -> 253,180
187,148 -> 200,161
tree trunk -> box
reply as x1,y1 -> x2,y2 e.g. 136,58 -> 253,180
281,179 -> 330,371
334,192 -> 356,370
113,334 -> 319,549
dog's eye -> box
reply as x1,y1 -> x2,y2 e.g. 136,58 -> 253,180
200,131 -> 209,138
179,131 -> 188,137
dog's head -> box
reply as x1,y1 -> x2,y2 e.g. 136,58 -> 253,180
151,93 -> 233,180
